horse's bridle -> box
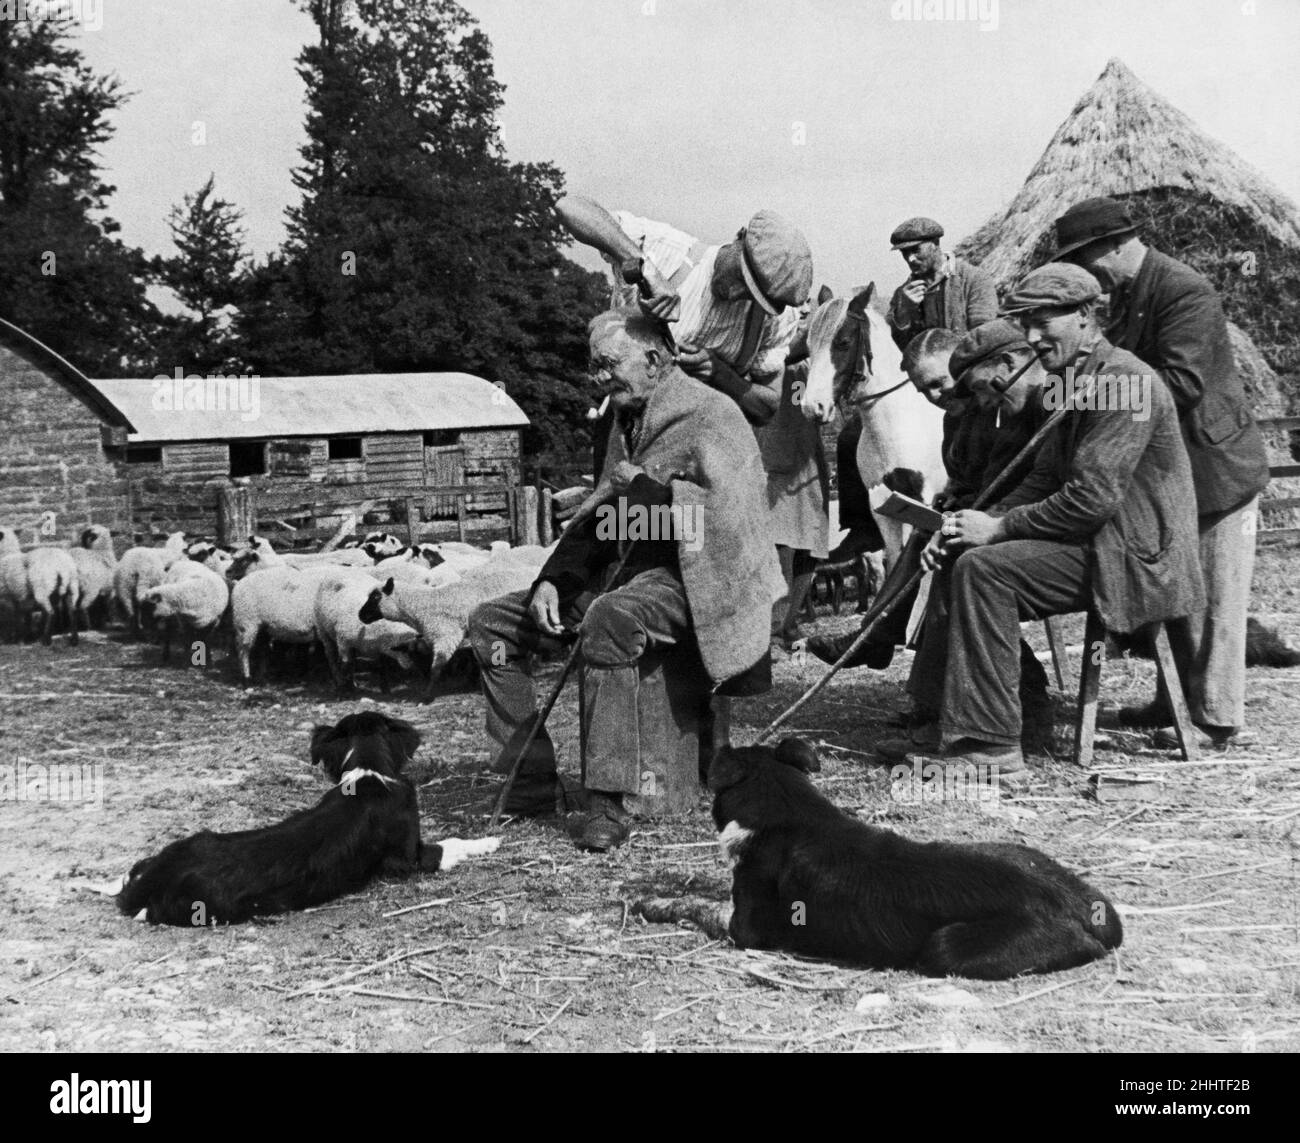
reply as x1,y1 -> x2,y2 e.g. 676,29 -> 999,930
835,307 -> 910,409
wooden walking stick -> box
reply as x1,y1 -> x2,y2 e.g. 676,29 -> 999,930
756,379 -> 1084,745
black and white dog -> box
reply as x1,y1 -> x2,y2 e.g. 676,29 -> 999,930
636,739 -> 1122,980
117,712 -> 498,926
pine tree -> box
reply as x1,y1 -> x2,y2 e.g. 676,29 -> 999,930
152,175 -> 249,374
239,0 -> 606,454
0,12 -> 158,375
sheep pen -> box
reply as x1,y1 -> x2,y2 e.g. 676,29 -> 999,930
1,537 -> 1297,1054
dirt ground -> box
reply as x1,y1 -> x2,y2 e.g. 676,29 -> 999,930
2,542 -> 1298,1054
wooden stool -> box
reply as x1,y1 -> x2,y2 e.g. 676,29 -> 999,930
1073,611 -> 1197,767
1044,615 -> 1073,692
577,644 -> 730,817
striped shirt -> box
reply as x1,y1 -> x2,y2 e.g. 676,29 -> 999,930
608,211 -> 799,383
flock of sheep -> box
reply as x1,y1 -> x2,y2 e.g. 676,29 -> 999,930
0,524 -> 555,697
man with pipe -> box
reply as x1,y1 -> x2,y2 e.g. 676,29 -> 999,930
468,309 -> 784,851
875,320 -> 1058,758
907,264 -> 1203,773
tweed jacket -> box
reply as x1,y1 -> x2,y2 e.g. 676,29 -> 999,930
994,337 -> 1205,634
887,255 -> 998,353
1109,247 -> 1269,516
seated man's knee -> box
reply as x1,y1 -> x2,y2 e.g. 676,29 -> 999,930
467,595 -> 518,662
580,595 -> 647,667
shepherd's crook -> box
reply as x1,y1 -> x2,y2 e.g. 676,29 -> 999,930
757,383 -> 1088,745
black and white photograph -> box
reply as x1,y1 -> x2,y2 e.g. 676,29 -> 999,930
0,0 -> 1296,1081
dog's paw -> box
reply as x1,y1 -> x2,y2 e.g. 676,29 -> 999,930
436,835 -> 501,871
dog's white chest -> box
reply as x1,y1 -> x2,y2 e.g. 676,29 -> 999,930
718,820 -> 754,865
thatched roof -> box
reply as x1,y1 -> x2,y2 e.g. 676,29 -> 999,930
957,58 -> 1300,284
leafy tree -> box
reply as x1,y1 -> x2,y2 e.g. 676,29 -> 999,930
240,0 -> 607,455
0,12 -> 158,375
151,175 -> 249,374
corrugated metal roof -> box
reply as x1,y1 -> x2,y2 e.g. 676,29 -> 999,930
87,372 -> 529,443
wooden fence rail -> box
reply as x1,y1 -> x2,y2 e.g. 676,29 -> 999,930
1256,417 -> 1300,540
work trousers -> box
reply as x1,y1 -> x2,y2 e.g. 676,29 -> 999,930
1164,495 -> 1258,729
941,541 -> 1092,747
908,565 -> 1051,722
467,566 -> 691,795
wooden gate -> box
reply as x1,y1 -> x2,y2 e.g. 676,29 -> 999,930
425,444 -> 466,518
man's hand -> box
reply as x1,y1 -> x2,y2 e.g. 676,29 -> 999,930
942,509 -> 1003,549
634,261 -> 681,321
675,342 -> 714,380
899,277 -> 928,306
528,580 -> 566,637
920,530 -> 948,572
609,461 -> 644,493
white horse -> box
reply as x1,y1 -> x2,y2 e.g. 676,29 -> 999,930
794,284 -> 946,571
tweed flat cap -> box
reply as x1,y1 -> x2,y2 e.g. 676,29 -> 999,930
1001,263 -> 1102,314
948,319 -> 1032,382
738,210 -> 813,315
1054,196 -> 1138,259
890,216 -> 945,250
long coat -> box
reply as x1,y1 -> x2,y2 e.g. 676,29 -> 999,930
1109,247 -> 1269,516
994,337 -> 1205,634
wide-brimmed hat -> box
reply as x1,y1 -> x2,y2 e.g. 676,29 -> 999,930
737,210 -> 813,315
890,216 -> 944,251
1001,263 -> 1103,316
1054,196 -> 1138,259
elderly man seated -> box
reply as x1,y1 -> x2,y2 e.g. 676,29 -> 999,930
467,308 -> 784,851
908,263 -> 1205,774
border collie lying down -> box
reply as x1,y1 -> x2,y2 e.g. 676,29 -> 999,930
635,739 -> 1122,980
117,712 -> 498,926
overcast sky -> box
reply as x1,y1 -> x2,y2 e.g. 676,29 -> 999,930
73,0 -> 1300,297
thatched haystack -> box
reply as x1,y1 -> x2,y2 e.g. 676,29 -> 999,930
957,58 -> 1300,406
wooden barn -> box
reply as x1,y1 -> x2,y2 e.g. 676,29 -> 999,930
0,317 -> 135,541
86,372 -> 530,543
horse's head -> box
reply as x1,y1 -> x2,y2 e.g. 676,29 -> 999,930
796,284 -> 877,423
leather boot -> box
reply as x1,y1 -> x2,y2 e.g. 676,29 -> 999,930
803,628 -> 895,670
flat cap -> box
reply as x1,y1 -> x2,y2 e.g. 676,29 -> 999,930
1054,196 -> 1138,259
948,319 -> 1032,383
1001,262 -> 1102,315
738,210 -> 813,315
890,216 -> 944,250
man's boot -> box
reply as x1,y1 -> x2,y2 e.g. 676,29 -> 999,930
803,628 -> 895,669
497,726 -> 559,817
578,791 -> 631,851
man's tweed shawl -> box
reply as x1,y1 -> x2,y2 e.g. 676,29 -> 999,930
603,370 -> 785,685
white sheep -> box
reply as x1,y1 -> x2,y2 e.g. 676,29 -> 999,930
415,541 -> 491,575
70,525 -> 118,629
141,558 -> 230,665
313,572 -> 420,692
359,560 -> 540,697
114,532 -> 186,635
229,562 -> 354,684
0,526 -> 80,645
367,552 -> 462,589
241,533 -> 371,571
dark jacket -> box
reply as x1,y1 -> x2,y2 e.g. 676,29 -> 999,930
1109,247 -> 1269,516
940,385 -> 1052,510
995,337 -> 1205,634
887,256 -> 998,353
